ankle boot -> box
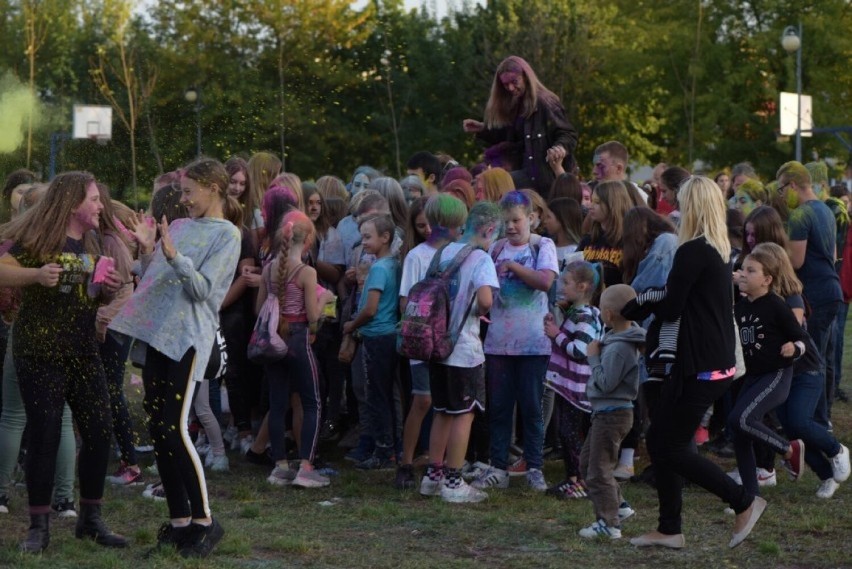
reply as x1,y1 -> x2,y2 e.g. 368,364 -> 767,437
75,503 -> 128,548
20,513 -> 50,553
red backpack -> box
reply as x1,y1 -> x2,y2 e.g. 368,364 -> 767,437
397,243 -> 477,361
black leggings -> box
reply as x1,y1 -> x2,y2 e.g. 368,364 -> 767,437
143,346 -> 210,520
16,354 -> 111,512
556,397 -> 590,480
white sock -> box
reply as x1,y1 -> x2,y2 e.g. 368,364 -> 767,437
619,448 -> 635,466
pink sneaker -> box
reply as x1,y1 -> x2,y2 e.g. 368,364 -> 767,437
107,463 -> 143,486
694,426 -> 710,446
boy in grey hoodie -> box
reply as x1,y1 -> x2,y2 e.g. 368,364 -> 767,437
578,284 -> 646,540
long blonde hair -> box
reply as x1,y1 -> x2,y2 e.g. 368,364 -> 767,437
275,210 -> 316,309
677,176 -> 731,262
749,242 -> 803,297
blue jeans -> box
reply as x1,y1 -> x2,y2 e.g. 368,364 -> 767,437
775,370 -> 840,482
833,302 -> 848,393
358,333 -> 399,455
485,355 -> 548,471
808,301 -> 839,425
265,325 -> 322,464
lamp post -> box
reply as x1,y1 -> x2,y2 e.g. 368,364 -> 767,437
781,24 -> 802,162
184,86 -> 202,157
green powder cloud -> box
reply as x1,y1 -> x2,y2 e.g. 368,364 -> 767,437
0,73 -> 40,154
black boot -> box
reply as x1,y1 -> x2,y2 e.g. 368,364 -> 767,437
20,513 -> 50,553
75,502 -> 128,548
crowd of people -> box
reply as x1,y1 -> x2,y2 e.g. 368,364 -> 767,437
0,55 -> 851,558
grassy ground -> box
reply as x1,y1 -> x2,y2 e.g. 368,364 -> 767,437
1,357 -> 851,568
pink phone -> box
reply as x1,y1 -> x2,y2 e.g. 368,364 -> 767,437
93,256 -> 115,284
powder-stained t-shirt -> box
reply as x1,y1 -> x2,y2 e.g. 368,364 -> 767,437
788,200 -> 841,307
484,237 -> 559,356
10,237 -> 103,358
435,242 -> 499,368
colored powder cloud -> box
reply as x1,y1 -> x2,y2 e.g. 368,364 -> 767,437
0,73 -> 40,154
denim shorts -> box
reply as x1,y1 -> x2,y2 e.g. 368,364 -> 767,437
410,362 -> 431,396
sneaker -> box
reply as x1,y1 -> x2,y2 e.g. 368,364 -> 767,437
245,448 -> 274,466
727,468 -> 743,485
816,478 -> 840,499
618,501 -> 635,522
0,494 -> 8,514
319,420 -> 341,442
143,481 -> 166,501
195,433 -> 208,453
239,435 -> 255,455
526,468 -> 547,491
145,521 -> 192,558
578,519 -> 622,539
507,457 -> 528,477
546,479 -> 576,499
292,468 -> 330,488
471,466 -> 509,490
208,454 -> 230,472
394,464 -> 415,490
222,425 -> 238,446
51,497 -> 77,519
784,439 -> 805,481
145,464 -> 159,476
462,461 -> 489,481
178,518 -> 225,559
267,465 -> 296,486
694,425 -> 710,446
830,444 -> 851,483
757,468 -> 777,487
714,441 -> 736,458
613,464 -> 634,481
354,455 -> 395,471
441,480 -> 488,503
419,475 -> 443,497
107,463 -> 143,486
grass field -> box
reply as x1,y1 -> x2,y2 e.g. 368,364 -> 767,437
1,349 -> 851,568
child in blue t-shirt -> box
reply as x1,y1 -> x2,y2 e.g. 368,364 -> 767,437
343,213 -> 401,468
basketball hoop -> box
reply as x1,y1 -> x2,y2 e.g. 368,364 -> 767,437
73,105 -> 113,143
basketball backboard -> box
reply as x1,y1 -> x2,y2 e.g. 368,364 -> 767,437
73,105 -> 113,141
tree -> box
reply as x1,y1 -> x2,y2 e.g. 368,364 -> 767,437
89,0 -> 156,205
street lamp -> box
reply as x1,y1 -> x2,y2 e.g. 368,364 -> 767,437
184,86 -> 202,157
781,24 -> 802,162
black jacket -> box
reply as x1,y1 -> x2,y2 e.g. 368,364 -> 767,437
478,101 -> 578,197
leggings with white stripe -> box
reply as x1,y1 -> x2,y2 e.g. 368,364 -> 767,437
143,346 -> 210,520
265,324 -> 322,464
727,367 -> 793,496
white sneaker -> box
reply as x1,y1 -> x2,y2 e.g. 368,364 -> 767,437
240,435 -> 255,455
613,464 -> 634,481
195,444 -> 210,458
830,444 -> 851,483
471,466 -> 509,490
441,481 -> 488,503
526,468 -> 547,491
757,468 -> 777,487
727,468 -> 743,485
267,465 -> 296,486
292,467 -> 330,488
578,519 -> 621,539
208,454 -> 230,472
462,461 -> 489,481
419,475 -> 443,497
223,425 -> 238,445
618,501 -> 635,522
816,478 -> 840,499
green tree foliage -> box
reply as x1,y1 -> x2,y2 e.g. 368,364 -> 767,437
0,0 -> 850,198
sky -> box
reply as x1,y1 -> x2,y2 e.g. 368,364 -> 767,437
355,0 -> 486,19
